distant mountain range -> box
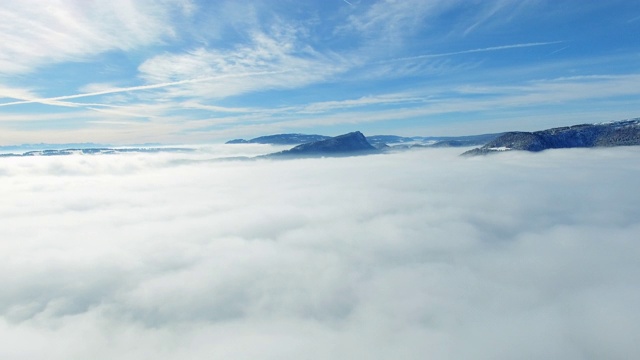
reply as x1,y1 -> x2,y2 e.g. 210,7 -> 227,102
252,131 -> 509,158
233,117 -> 640,158
463,118 -> 640,155
226,134 -> 331,145
3,117 -> 638,159
0,142 -> 165,153
228,132 -> 501,148
0,147 -> 193,157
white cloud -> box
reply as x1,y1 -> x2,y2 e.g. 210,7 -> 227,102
341,0 -> 534,45
0,85 -> 40,101
343,0 -> 454,40
180,70 -> 640,137
0,147 -> 639,358
379,41 -> 563,64
296,93 -> 428,113
0,0 -> 191,74
3,70 -> 640,144
0,71 -> 287,107
137,27 -> 350,100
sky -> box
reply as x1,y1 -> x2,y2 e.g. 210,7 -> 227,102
1,146 -> 639,359
0,0 -> 640,144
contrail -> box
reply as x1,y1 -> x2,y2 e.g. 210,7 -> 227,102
378,41 -> 563,63
0,95 -> 154,118
549,46 -> 569,56
342,0 -> 353,5
0,70 -> 286,107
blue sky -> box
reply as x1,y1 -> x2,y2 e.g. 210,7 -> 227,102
0,0 -> 639,144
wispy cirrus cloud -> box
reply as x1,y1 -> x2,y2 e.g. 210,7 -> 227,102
0,0 -> 191,75
0,71 -> 289,107
192,72 -> 640,138
342,0 -> 456,40
341,0 -> 540,46
459,0 -> 534,36
3,69 -> 640,144
137,29 -> 351,100
0,22 -> 352,115
0,85 -> 40,103
378,41 -> 563,64
0,84 -> 147,115
0,40 -> 558,110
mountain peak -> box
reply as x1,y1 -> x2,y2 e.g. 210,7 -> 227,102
265,131 -> 377,158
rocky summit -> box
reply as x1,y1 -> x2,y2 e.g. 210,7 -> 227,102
463,118 -> 640,155
265,131 -> 377,158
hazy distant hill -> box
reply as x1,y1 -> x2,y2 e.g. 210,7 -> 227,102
463,118 -> 640,155
264,131 -> 378,158
428,133 -> 503,147
0,142 -> 109,154
0,147 -> 193,157
365,135 -> 418,145
226,133 -> 331,145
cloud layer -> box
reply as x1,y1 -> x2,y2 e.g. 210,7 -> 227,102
1,147 -> 639,359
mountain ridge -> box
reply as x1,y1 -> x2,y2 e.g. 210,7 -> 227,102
228,132 -> 502,148
463,118 -> 640,155
263,131 -> 378,158
226,133 -> 331,145
0,147 -> 193,157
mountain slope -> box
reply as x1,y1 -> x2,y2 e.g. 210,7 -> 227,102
265,131 -> 378,158
463,118 -> 640,155
228,133 -> 501,148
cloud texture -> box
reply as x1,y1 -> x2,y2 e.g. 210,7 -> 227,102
0,0 -> 188,74
1,147 -> 639,359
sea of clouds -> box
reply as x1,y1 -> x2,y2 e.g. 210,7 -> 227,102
1,145 -> 639,359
